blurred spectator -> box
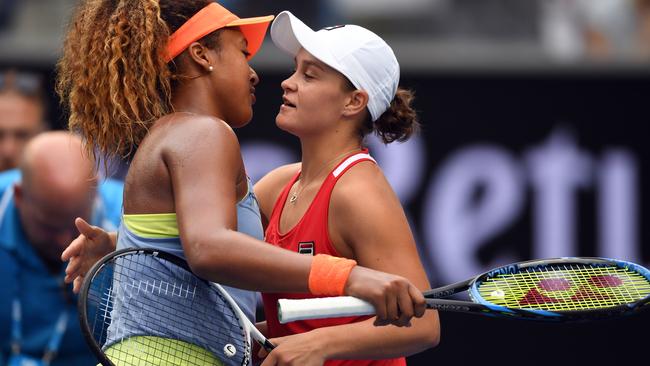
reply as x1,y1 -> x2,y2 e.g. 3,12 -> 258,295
231,0 -> 338,29
0,131 -> 123,366
539,0 -> 639,60
0,0 -> 17,31
325,0 -> 650,63
637,0 -> 650,55
3,0 -> 649,69
0,69 -> 48,172
329,0 -> 537,38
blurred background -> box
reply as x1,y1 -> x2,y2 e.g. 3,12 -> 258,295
1,0 -> 649,365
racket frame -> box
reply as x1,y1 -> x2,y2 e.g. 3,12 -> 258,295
78,248 -> 274,366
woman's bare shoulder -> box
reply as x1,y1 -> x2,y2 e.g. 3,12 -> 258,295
331,160 -> 389,202
258,163 -> 302,188
161,113 -> 237,140
153,113 -> 241,156
254,163 -> 301,214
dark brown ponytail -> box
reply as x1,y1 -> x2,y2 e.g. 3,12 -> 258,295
360,88 -> 420,144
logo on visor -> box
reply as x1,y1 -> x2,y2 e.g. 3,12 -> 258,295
322,25 -> 345,31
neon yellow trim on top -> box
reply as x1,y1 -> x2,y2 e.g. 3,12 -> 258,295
104,336 -> 224,366
123,213 -> 179,238
122,180 -> 251,239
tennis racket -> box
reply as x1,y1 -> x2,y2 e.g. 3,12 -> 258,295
279,257 -> 650,323
79,248 -> 274,366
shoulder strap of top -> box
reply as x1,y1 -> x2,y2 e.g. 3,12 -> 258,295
332,152 -> 376,178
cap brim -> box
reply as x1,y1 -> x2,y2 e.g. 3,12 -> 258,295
228,15 -> 274,60
270,11 -> 355,87
270,11 -> 313,56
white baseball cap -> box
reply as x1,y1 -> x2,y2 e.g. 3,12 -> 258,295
270,11 -> 400,122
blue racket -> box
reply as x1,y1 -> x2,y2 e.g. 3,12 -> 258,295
279,257 -> 650,323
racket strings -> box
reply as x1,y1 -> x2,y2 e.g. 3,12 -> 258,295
86,253 -> 248,365
476,264 -> 650,311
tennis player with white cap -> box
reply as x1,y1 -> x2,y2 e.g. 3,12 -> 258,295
270,11 -> 400,123
254,11 -> 440,366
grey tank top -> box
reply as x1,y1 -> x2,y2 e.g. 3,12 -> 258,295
107,178 -> 264,363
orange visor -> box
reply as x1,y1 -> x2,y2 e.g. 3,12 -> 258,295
165,2 -> 274,62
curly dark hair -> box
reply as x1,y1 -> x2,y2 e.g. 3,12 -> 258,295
56,0 -> 221,160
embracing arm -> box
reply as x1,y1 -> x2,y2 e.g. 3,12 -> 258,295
166,118 -> 424,323
261,162 -> 439,364
168,119 -> 311,292
62,218 -> 117,293
61,122 -> 424,324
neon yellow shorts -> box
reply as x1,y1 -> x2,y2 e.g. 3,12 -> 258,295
103,336 -> 224,366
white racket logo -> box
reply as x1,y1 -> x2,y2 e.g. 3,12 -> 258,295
490,289 -> 505,298
224,344 -> 237,357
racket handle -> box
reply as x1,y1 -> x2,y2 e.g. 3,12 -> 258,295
278,296 -> 375,323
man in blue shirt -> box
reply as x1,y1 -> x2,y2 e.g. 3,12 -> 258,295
0,131 -> 123,366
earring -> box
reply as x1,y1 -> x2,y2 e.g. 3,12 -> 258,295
208,65 -> 214,72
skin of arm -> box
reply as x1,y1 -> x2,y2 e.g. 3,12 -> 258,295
63,122 -> 311,294
164,117 -> 313,292
159,116 -> 426,323
61,218 -> 117,293
62,121 -> 426,323
255,162 -> 440,364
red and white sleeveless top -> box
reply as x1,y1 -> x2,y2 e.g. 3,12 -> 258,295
262,149 -> 406,366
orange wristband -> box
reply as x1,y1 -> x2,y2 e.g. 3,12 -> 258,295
308,254 -> 358,296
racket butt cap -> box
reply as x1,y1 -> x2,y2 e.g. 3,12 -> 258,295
278,296 -> 375,323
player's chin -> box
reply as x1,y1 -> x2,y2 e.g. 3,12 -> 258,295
229,109 -> 254,128
274,114 -> 299,135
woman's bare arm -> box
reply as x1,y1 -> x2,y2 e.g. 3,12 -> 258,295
165,117 -> 425,323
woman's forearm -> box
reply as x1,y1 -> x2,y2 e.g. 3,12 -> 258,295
312,312 -> 440,360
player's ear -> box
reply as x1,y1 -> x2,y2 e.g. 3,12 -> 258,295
342,89 -> 369,118
186,42 -> 214,73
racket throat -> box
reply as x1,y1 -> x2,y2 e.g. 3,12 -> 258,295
259,339 -> 275,352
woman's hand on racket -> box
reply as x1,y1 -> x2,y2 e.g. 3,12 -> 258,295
61,217 -> 116,293
346,266 -> 426,327
258,332 -> 327,366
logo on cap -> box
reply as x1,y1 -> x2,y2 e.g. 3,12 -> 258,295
322,25 -> 345,31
